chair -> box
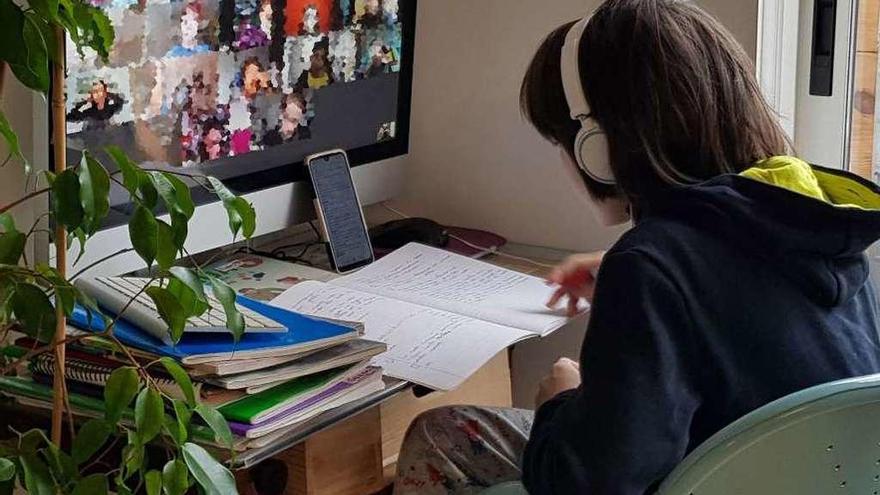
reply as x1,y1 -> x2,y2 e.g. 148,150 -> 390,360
659,373 -> 880,494
483,374 -> 880,494
481,481 -> 528,495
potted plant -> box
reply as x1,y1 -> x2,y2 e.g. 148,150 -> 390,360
0,0 -> 255,492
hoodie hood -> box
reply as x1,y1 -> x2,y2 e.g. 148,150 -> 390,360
652,156 -> 880,307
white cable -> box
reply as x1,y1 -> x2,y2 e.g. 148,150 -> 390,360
379,202 -> 558,269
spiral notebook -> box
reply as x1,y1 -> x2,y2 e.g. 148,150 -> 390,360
26,352 -> 244,407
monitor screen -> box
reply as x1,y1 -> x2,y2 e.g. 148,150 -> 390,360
62,0 -> 415,227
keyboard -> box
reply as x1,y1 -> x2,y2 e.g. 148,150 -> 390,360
75,277 -> 286,344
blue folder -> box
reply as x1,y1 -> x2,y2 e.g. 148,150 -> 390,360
68,296 -> 359,364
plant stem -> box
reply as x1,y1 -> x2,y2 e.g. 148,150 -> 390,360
70,248 -> 135,279
50,24 -> 68,447
0,187 -> 51,215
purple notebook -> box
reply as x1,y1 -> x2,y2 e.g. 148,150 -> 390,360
228,367 -> 380,435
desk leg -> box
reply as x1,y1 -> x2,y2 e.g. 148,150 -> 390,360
237,407 -> 385,495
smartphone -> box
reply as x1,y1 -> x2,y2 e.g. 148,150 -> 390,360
305,150 -> 375,273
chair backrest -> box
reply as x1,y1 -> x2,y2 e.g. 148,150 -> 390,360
659,374 -> 880,495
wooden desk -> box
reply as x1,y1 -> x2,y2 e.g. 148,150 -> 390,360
234,352 -> 513,495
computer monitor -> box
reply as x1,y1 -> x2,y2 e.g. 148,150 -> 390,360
59,0 -> 416,276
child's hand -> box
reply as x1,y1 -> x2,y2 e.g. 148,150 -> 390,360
546,252 -> 606,316
535,358 -> 581,409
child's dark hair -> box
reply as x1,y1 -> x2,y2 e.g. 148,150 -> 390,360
520,0 -> 789,204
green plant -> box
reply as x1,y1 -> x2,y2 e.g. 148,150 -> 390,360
0,0 -> 255,493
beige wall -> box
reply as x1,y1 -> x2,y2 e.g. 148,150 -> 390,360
397,0 -> 759,254
0,79 -> 39,262
392,0 -> 760,407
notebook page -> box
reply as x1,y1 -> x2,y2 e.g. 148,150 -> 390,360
330,243 -> 577,336
271,281 -> 532,390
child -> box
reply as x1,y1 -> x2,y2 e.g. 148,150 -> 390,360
394,1 -> 880,493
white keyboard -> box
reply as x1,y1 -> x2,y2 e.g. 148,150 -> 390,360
75,277 -> 286,344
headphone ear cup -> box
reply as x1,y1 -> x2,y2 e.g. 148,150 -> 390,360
575,128 -> 615,185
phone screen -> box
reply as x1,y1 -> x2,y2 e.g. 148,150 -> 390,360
308,152 -> 373,272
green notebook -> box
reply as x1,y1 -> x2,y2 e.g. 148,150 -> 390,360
218,363 -> 361,424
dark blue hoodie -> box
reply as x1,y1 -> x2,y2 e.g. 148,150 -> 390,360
522,157 -> 880,494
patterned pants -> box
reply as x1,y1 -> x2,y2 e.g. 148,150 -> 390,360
394,406 -> 534,495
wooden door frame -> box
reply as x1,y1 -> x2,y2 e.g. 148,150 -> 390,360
850,0 -> 879,180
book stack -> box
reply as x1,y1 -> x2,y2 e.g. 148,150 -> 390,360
0,278 -> 387,452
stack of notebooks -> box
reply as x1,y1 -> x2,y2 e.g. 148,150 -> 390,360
0,273 -> 388,452
0,243 -> 576,451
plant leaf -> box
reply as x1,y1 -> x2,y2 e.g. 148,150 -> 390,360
122,430 -> 144,480
11,283 -> 55,341
72,474 -> 107,495
35,264 -> 76,317
0,458 -> 14,482
78,153 -> 111,235
27,0 -> 59,22
104,367 -> 140,423
156,220 -> 178,271
44,443 -> 77,485
0,0 -> 25,68
163,416 -> 185,447
150,172 -> 194,219
164,399 -> 191,447
169,211 -> 188,250
162,458 -> 188,495
0,110 -> 27,172
230,197 -> 256,239
70,227 -> 89,266
165,174 -> 195,218
9,12 -> 50,93
56,0 -> 80,50
182,443 -> 237,495
17,429 -> 50,454
168,267 -> 208,318
52,169 -> 84,230
70,2 -> 113,60
145,286 -> 186,343
208,277 -> 244,342
18,453 -> 53,495
81,4 -> 113,60
72,418 -> 113,465
0,232 -> 25,266
160,357 -> 196,407
24,12 -> 57,63
139,175 -> 158,210
194,404 -> 233,448
105,146 -> 140,196
207,177 -> 256,239
0,213 -> 26,266
135,387 -> 164,443
145,470 -> 162,495
129,206 -> 158,268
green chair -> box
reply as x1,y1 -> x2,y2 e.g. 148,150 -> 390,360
659,373 -> 880,494
483,374 -> 880,494
481,481 -> 528,495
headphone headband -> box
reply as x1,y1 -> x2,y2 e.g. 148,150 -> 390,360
561,16 -> 591,121
559,14 -> 617,186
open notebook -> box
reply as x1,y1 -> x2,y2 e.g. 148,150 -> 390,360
271,243 -> 584,390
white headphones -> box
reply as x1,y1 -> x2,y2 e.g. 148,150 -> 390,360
560,16 -> 616,185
